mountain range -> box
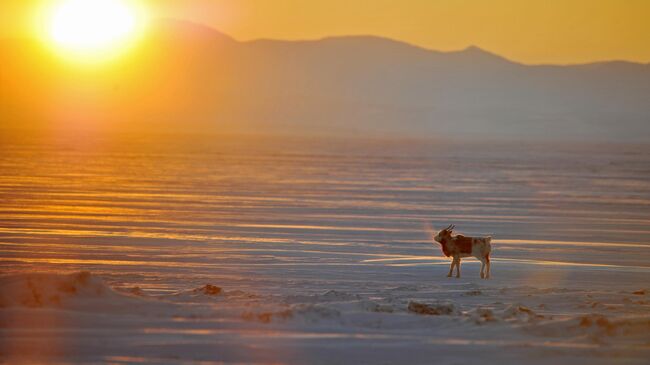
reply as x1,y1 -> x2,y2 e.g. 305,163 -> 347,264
2,19 -> 649,140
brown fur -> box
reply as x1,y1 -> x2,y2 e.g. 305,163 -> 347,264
454,235 -> 473,254
440,238 -> 452,257
438,231 -> 473,256
433,226 -> 493,279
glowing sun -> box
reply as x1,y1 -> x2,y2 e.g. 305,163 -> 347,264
47,0 -> 142,57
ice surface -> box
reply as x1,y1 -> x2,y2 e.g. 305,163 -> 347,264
1,136 -> 649,364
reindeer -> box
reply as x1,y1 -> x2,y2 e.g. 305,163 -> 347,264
433,225 -> 492,279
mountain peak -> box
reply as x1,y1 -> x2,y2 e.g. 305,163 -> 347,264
463,45 -> 484,53
149,18 -> 236,44
445,45 -> 515,65
460,45 -> 501,57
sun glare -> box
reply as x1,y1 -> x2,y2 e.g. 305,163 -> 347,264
46,0 -> 143,60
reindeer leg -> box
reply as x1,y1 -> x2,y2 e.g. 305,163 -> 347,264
455,257 -> 461,278
485,254 -> 491,279
447,260 -> 455,277
480,258 -> 485,279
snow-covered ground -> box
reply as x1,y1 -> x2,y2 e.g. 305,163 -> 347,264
1,135 -> 649,364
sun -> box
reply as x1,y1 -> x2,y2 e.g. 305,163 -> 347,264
46,0 -> 143,59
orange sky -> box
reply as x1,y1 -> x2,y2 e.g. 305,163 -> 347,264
2,0 -> 649,65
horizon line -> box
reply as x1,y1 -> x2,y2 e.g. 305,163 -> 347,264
4,16 -> 650,68
156,18 -> 650,67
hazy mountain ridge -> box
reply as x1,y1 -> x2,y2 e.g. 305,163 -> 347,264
1,19 -> 649,140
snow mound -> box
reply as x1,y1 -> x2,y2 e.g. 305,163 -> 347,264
527,313 -> 650,343
163,285 -> 260,304
360,300 -> 395,313
574,314 -> 650,339
192,284 -> 223,296
407,301 -> 459,316
285,290 -> 361,304
467,307 -> 498,324
292,304 -> 342,322
242,304 -> 341,324
501,304 -> 545,323
0,271 -> 138,310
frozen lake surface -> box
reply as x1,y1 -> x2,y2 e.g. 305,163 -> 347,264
1,135 -> 649,364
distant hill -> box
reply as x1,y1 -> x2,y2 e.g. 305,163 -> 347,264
1,19 -> 649,141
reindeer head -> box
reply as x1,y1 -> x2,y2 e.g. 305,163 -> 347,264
433,224 -> 455,244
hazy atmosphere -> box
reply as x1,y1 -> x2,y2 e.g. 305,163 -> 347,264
1,1 -> 649,364
3,0 -> 650,64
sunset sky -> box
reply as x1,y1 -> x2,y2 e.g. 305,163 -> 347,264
2,0 -> 649,65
